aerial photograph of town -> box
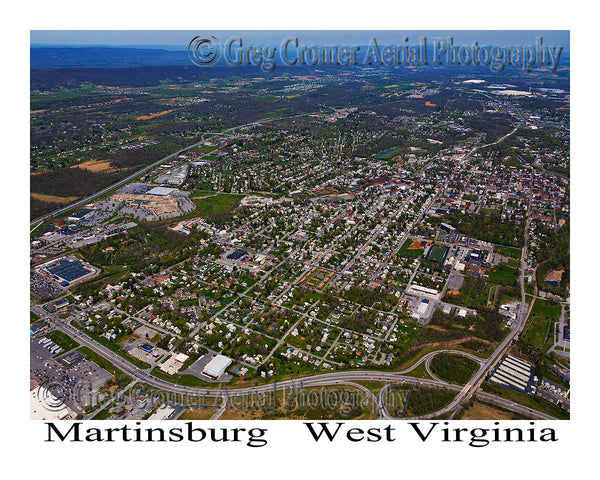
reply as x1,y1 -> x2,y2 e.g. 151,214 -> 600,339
29,29 -> 571,423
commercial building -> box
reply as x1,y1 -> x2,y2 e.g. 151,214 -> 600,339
417,299 -> 430,316
408,284 -> 439,296
174,353 -> 190,364
30,379 -> 71,420
37,256 -> 96,286
140,343 -> 154,353
440,222 -> 456,234
202,354 -> 233,378
67,208 -> 95,222
147,404 -> 176,420
147,186 -> 177,196
488,355 -> 536,394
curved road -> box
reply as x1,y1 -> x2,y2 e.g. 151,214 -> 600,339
31,122 -> 551,421
33,305 -> 554,421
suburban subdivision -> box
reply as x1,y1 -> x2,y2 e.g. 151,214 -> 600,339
30,38 -> 570,421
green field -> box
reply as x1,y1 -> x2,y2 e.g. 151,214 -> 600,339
398,238 -> 426,260
46,330 -> 79,352
150,366 -> 225,387
488,264 -> 520,286
523,299 -> 561,348
530,298 -> 562,319
526,310 -> 548,339
426,244 -> 449,264
91,406 -> 114,420
494,244 -> 522,260
190,145 -> 219,154
192,193 -> 245,216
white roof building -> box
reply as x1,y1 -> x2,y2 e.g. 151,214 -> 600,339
147,186 -> 177,196
30,382 -> 71,420
409,284 -> 439,296
174,353 -> 190,364
202,354 -> 232,378
148,404 -> 176,420
417,299 -> 430,315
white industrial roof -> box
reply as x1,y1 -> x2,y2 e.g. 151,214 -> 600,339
30,386 -> 70,420
147,186 -> 176,196
203,354 -> 232,378
174,352 -> 190,364
147,404 -> 175,420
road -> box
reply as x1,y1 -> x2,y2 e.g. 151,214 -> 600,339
31,117 -> 550,420
30,111 -> 322,229
30,140 -> 209,229
33,302 -> 555,420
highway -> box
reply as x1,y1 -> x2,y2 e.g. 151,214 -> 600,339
30,139 -> 209,229
32,303 -> 554,420
30,111 -> 322,229
30,117 -> 552,421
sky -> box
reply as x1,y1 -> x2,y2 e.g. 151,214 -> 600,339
30,30 -> 570,50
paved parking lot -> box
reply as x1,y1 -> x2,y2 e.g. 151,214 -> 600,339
445,273 -> 464,292
30,271 -> 63,299
123,337 -> 167,363
30,338 -> 113,412
183,354 -> 232,383
134,325 -> 160,339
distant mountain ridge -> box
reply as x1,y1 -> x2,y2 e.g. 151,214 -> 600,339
31,47 -> 191,69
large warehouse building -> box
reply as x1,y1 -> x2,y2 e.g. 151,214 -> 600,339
37,256 -> 97,286
202,354 -> 233,378
488,355 -> 536,394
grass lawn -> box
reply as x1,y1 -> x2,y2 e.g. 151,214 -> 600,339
190,145 -> 219,154
523,299 -> 561,349
530,298 -> 562,319
404,361 -> 435,380
397,238 -> 426,260
190,189 -> 216,197
523,315 -> 552,349
460,401 -> 528,420
150,366 -> 227,387
91,405 -> 114,420
192,193 -> 245,216
179,407 -> 219,420
488,264 -> 520,286
46,330 -> 79,352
